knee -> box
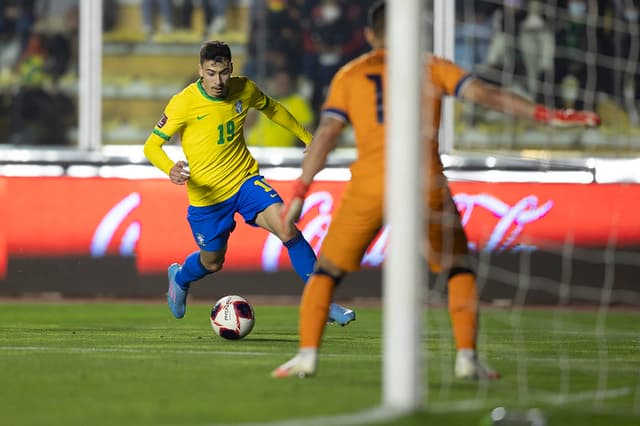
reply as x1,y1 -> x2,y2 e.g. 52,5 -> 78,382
201,258 -> 224,273
314,257 -> 345,282
428,252 -> 473,274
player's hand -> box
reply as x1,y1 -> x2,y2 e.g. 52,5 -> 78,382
534,106 -> 601,128
281,178 -> 310,228
170,161 -> 190,185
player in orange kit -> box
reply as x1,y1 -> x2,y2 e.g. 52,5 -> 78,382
272,0 -> 601,378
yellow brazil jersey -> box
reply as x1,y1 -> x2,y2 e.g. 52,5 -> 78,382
144,77 -> 312,206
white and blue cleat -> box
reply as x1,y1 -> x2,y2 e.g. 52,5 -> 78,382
167,263 -> 189,319
327,302 -> 356,326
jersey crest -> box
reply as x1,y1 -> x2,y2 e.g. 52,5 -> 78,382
235,100 -> 243,114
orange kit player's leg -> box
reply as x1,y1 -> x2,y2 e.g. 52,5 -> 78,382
299,179 -> 384,349
425,165 -> 478,352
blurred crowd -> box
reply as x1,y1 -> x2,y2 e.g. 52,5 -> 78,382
0,0 -> 79,145
456,0 -> 640,126
0,0 -> 638,147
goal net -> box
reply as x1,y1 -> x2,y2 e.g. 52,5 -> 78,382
385,0 -> 640,422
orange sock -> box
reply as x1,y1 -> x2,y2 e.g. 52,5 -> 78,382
299,274 -> 336,348
448,272 -> 478,350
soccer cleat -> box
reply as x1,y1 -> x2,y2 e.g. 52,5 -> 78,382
327,302 -> 356,326
167,263 -> 189,319
272,349 -> 318,378
455,349 -> 501,380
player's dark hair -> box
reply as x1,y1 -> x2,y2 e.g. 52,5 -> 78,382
368,0 -> 385,38
200,41 -> 232,64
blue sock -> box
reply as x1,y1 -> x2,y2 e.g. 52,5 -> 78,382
284,231 -> 316,284
176,251 -> 210,288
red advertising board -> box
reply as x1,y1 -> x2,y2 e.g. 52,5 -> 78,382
2,176 -> 640,278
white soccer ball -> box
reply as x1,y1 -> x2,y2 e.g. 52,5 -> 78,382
210,295 -> 255,340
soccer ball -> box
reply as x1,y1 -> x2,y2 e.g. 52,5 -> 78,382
210,295 -> 255,340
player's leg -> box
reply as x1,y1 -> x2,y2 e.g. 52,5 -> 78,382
272,256 -> 345,378
272,180 -> 383,377
255,202 -> 315,281
426,174 -> 499,380
242,176 -> 354,325
168,199 -> 236,319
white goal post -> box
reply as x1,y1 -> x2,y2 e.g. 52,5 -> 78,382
383,0 -> 425,411
383,0 -> 457,412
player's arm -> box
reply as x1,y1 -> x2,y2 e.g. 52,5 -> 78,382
143,99 -> 189,185
300,115 -> 344,184
143,131 -> 175,175
282,115 -> 345,224
258,96 -> 313,145
460,78 -> 601,127
144,133 -> 190,185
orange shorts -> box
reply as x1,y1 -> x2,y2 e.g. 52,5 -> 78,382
321,178 -> 384,272
321,171 -> 470,274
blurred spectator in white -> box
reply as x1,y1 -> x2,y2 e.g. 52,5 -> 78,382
246,69 -> 314,147
205,0 -> 230,34
141,0 -> 174,38
483,0 -> 527,86
301,0 -> 366,118
518,0 -> 554,102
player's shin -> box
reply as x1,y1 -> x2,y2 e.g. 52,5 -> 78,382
300,274 -> 335,348
284,231 -> 316,283
447,267 -> 479,350
177,251 -> 212,287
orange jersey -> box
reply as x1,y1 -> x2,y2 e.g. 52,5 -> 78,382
319,50 -> 473,272
322,49 -> 472,182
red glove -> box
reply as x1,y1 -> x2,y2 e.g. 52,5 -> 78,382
534,106 -> 601,128
281,178 -> 310,228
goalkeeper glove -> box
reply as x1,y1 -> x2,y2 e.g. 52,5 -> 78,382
281,178 -> 310,228
534,105 -> 601,128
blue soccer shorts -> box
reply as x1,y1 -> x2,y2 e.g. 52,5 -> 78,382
186,175 -> 283,252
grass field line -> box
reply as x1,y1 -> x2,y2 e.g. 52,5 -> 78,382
538,386 -> 632,405
0,345 -> 379,359
2,345 -> 637,367
425,386 -> 632,413
0,344 -> 629,357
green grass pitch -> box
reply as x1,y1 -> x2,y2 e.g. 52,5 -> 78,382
0,301 -> 638,425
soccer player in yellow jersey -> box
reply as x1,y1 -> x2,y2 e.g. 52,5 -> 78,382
272,1 -> 600,379
143,41 -> 355,324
